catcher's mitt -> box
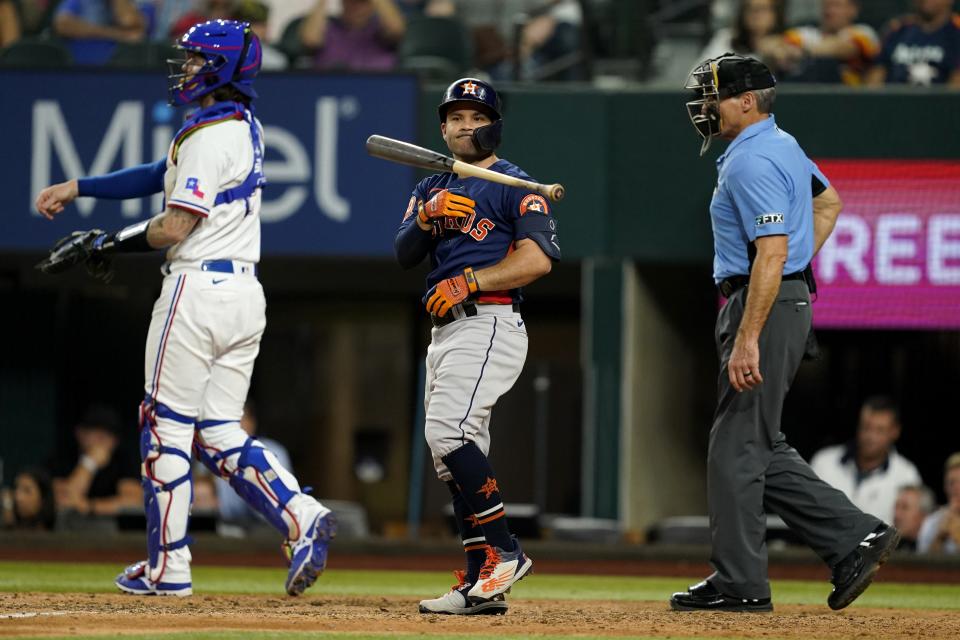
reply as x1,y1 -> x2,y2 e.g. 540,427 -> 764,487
35,229 -> 114,283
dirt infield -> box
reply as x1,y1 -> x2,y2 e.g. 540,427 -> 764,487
2,593 -> 958,639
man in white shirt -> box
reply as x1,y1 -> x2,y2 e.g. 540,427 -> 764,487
810,396 -> 921,524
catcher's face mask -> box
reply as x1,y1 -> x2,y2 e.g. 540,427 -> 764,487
685,60 -> 724,157
685,54 -> 777,156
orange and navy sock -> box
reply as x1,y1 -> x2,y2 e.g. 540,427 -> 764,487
441,442 -> 514,552
446,480 -> 487,583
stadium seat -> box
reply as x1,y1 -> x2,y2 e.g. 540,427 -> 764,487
399,17 -> 472,80
108,42 -> 179,69
277,15 -> 313,69
0,37 -> 71,67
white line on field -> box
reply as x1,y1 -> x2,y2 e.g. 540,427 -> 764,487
0,611 -> 72,619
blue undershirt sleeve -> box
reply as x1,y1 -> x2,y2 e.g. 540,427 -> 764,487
395,216 -> 433,269
395,189 -> 434,269
77,159 -> 166,199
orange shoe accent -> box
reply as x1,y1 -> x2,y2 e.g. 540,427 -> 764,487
476,477 -> 499,500
481,572 -> 514,593
478,546 -> 502,580
450,569 -> 467,591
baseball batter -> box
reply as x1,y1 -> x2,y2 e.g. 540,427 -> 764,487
395,78 -> 561,615
34,20 -> 335,597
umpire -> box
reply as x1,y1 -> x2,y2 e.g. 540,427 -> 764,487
671,54 -> 900,613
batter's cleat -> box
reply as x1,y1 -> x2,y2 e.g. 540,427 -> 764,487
828,524 -> 901,610
285,511 -> 337,596
466,537 -> 532,601
114,561 -> 193,597
670,580 -> 772,612
418,570 -> 508,615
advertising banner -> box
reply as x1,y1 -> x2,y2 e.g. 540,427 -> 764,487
813,160 -> 960,329
1,70 -> 417,256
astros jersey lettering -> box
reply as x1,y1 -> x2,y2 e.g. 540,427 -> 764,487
401,159 -> 561,302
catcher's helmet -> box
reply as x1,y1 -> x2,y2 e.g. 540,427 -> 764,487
438,78 -> 503,153
685,53 -> 776,156
167,20 -> 262,107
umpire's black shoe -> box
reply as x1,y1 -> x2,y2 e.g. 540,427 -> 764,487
828,524 -> 901,610
670,580 -> 773,612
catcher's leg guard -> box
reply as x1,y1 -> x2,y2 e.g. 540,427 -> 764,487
139,402 -> 195,587
194,421 -> 325,541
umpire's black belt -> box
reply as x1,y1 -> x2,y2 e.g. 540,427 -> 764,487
431,302 -> 520,328
718,267 -> 812,298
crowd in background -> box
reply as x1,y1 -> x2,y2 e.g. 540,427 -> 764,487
4,394 -> 960,557
0,1 -> 956,86
704,0 -> 960,86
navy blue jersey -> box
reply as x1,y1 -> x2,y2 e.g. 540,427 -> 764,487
398,159 -> 561,303
878,14 -> 960,85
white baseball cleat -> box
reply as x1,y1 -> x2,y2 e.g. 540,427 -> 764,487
114,560 -> 193,597
419,570 -> 508,615
466,537 -> 532,601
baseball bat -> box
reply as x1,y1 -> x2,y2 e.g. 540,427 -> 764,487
365,135 -> 565,202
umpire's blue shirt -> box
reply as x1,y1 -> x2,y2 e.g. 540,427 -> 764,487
710,115 -> 828,283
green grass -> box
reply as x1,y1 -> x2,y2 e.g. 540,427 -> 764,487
2,560 -> 959,610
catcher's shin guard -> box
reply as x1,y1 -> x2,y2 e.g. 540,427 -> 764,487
139,404 -> 194,584
194,422 -> 306,540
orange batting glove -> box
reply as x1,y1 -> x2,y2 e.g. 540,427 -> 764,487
426,267 -> 479,317
418,189 -> 475,225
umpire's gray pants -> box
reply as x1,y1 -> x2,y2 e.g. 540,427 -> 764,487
708,280 -> 881,599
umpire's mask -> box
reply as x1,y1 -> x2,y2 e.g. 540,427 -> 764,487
685,53 -> 776,156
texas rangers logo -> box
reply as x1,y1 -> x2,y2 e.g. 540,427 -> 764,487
519,194 -> 549,216
185,177 -> 205,199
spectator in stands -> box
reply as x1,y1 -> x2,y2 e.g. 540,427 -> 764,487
235,0 -> 288,69
918,452 -> 960,553
712,0 -> 819,29
866,0 -> 960,87
299,0 -> 406,71
0,0 -> 21,48
1,467 -> 57,531
51,403 -> 141,518
700,0 -> 787,64
894,484 -> 935,551
440,0 -> 583,81
809,396 -> 922,525
169,0 -> 237,39
771,0 -> 880,84
53,0 -> 147,65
